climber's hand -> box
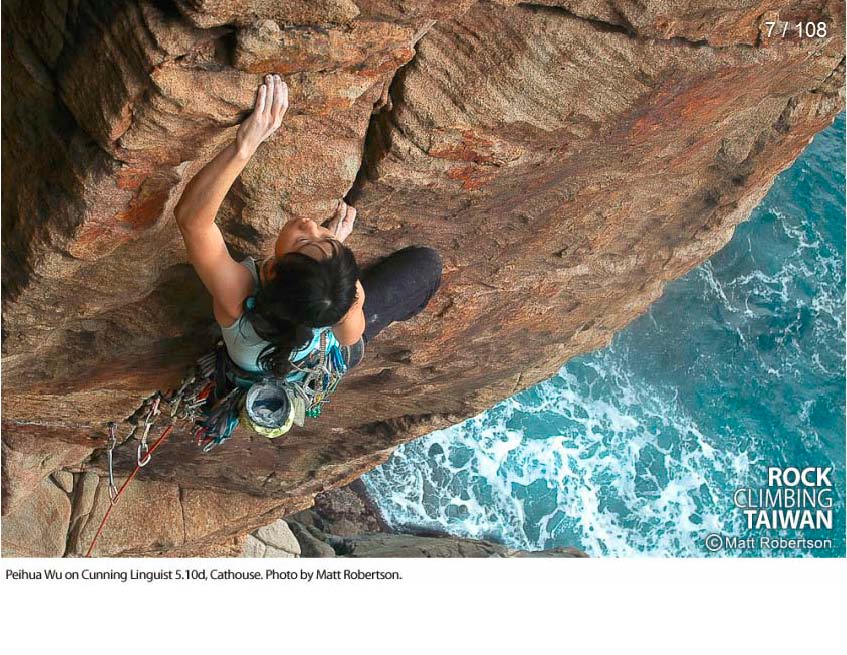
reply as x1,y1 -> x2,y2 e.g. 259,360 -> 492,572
236,74 -> 288,158
323,199 -> 357,243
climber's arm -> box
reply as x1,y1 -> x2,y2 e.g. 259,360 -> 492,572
174,140 -> 254,311
174,74 -> 288,312
174,141 -> 251,234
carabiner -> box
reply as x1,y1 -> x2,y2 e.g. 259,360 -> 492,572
106,422 -> 119,504
169,394 -> 182,418
137,441 -> 151,467
138,419 -> 153,446
137,396 -> 160,467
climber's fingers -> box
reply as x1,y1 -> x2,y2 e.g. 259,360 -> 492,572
333,203 -> 356,242
265,74 -> 275,122
321,200 -> 355,241
252,74 -> 288,133
237,76 -> 286,153
272,75 -> 288,127
343,204 -> 357,227
322,200 -> 344,234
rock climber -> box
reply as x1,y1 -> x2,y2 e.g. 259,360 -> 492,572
173,73 -> 443,429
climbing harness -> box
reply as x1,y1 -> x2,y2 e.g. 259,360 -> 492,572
191,331 -> 359,447
293,331 -> 346,419
234,330 -> 352,433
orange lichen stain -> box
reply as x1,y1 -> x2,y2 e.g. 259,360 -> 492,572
108,101 -> 135,144
115,189 -> 168,229
68,225 -> 112,260
67,224 -> 123,260
116,165 -> 154,191
360,48 -> 415,78
446,164 -> 496,191
240,59 -> 303,74
309,96 -> 357,115
431,130 -> 499,164
628,68 -> 754,142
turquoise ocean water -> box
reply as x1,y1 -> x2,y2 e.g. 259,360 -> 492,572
363,113 -> 846,557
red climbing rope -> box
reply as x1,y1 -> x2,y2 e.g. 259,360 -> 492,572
84,424 -> 174,558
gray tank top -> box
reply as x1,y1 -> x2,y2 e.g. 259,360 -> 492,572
220,257 -> 337,378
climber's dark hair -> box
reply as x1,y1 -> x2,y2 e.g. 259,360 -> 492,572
242,238 -> 360,378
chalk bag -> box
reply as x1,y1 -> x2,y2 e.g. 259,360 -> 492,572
240,380 -> 295,439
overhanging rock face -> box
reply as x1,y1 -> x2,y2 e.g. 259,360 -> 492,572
2,0 -> 843,556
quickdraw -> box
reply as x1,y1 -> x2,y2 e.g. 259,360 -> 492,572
105,422 -> 119,505
195,385 -> 242,452
85,416 -> 174,557
287,331 -> 347,419
137,396 -> 160,467
85,362 -> 209,557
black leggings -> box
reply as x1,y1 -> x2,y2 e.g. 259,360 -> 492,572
360,246 -> 443,343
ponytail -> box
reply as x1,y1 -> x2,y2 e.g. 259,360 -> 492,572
242,241 -> 359,377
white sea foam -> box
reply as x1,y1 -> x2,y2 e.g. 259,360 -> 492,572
363,349 -> 762,556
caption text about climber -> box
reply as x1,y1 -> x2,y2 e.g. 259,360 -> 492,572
6,567 -> 403,583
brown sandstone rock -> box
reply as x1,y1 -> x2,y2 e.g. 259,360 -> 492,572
523,0 -> 830,47
233,19 -> 416,75
66,472 -> 100,550
2,477 -> 71,557
61,473 -> 312,557
179,486 -> 297,544
52,471 -> 74,494
1,430 -> 92,516
68,478 -> 185,557
1,0 -> 843,556
350,0 -> 844,424
174,0 -> 362,28
291,482 -> 388,536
